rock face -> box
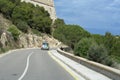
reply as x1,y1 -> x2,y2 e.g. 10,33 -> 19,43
0,31 -> 61,49
0,32 -> 8,48
19,34 -> 43,48
42,34 -> 61,48
0,14 -> 12,29
0,30 -> 15,49
19,34 -> 61,48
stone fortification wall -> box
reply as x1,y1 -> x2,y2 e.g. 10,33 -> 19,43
21,0 -> 57,20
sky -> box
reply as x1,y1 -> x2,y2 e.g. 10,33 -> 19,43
54,0 -> 120,35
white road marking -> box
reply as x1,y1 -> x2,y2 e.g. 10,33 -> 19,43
18,52 -> 33,80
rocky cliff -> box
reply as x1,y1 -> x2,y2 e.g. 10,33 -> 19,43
19,33 -> 61,48
0,30 -> 61,50
0,14 -> 60,53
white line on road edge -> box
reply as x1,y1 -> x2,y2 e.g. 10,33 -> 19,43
48,51 -> 81,80
18,52 -> 33,80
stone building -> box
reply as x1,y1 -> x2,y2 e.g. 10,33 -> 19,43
21,0 -> 57,20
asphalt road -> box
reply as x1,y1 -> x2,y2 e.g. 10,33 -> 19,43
0,49 -> 75,80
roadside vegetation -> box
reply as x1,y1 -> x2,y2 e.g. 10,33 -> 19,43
53,19 -> 120,67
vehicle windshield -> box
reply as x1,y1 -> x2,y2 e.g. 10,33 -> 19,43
43,43 -> 49,46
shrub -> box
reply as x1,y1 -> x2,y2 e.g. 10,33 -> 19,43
53,18 -> 65,28
88,44 -> 113,66
15,20 -> 30,33
0,47 -> 9,53
74,38 -> 95,58
7,25 -> 20,41
31,29 -> 41,36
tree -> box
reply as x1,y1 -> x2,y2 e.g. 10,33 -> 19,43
53,25 -> 91,49
110,36 -> 120,63
15,20 -> 30,33
43,17 -> 52,34
12,2 -> 34,23
53,18 -> 65,28
88,44 -> 113,66
104,32 -> 115,55
0,0 -> 15,19
9,0 -> 20,4
92,34 -> 105,45
1,0 -> 52,34
74,38 -> 95,57
28,5 -> 52,34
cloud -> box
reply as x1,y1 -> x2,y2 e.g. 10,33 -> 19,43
54,0 -> 120,35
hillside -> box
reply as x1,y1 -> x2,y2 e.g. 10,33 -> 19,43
0,14 -> 60,53
0,0 -> 62,52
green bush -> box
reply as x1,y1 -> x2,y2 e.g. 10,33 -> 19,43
88,44 -> 113,66
15,20 -> 29,33
74,38 -> 95,58
92,34 -> 105,45
0,47 -> 9,53
74,37 -> 113,66
53,18 -> 65,28
32,29 -> 41,36
7,25 -> 20,41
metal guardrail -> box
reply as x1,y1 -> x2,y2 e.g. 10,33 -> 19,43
57,48 -> 120,80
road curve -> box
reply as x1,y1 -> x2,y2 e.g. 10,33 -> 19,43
0,49 -> 75,80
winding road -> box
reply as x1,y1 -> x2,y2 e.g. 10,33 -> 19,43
0,49 -> 75,80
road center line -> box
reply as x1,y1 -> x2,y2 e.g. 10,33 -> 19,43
18,52 -> 33,80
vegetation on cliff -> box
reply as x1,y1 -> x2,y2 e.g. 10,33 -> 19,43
0,0 -> 52,34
